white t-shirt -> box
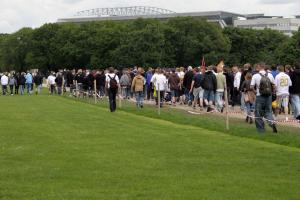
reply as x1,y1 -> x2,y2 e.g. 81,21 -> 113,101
275,72 -> 292,96
47,75 -> 56,85
234,71 -> 241,89
1,75 -> 8,85
152,74 -> 167,91
106,73 -> 120,88
250,70 -> 275,96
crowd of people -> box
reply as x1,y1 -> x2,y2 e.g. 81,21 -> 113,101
1,62 -> 300,133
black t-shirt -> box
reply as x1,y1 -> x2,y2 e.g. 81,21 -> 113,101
193,73 -> 203,88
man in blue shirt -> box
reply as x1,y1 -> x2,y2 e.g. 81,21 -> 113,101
25,72 -> 33,94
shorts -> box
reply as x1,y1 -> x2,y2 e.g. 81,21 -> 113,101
193,87 -> 204,99
171,90 -> 179,98
277,95 -> 289,107
203,90 -> 215,102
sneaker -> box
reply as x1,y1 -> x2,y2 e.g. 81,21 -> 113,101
207,107 -> 214,113
272,124 -> 278,133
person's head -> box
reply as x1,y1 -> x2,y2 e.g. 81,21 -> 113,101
207,65 -> 214,71
256,62 -> 266,71
244,63 -> 251,70
188,66 -> 193,71
245,73 -> 252,81
232,66 -> 239,73
180,67 -> 184,72
217,65 -> 223,73
271,65 -> 277,71
172,69 -> 176,74
194,67 -> 199,73
278,65 -> 285,72
108,67 -> 114,73
285,65 -> 292,72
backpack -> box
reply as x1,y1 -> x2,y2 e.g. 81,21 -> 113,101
108,75 -> 118,89
259,73 -> 272,97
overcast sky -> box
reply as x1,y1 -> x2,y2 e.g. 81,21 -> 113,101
0,0 -> 300,33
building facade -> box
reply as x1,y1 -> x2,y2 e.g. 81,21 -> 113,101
234,18 -> 300,36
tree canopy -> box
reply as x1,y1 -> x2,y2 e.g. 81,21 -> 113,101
0,17 -> 298,72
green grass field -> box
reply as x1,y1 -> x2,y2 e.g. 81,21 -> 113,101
1,95 -> 300,199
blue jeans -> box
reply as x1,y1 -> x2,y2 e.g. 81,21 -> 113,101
291,94 -> 300,118
185,88 -> 193,102
245,102 -> 255,117
26,83 -> 32,94
215,92 -> 224,112
135,91 -> 144,107
255,96 -> 274,133
20,85 -> 25,95
241,92 -> 246,110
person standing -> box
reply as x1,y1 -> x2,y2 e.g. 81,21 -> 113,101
106,67 -> 120,112
274,66 -> 292,121
1,73 -> 8,95
25,72 -> 33,95
14,73 -> 20,95
250,63 -> 277,133
131,71 -> 145,108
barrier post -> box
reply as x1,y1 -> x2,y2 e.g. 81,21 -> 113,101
158,84 -> 161,116
94,80 -> 97,104
224,82 -> 230,131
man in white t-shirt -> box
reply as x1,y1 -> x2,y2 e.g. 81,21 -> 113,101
1,73 -> 9,95
274,65 -> 292,119
151,68 -> 167,107
232,66 -> 241,107
105,67 -> 120,112
250,63 -> 277,133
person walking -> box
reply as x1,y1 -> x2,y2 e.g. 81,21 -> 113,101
55,73 -> 63,95
241,73 -> 256,124
250,63 -> 278,133
1,73 -> 8,95
120,70 -> 131,99
25,72 -> 33,95
215,65 -> 226,113
168,69 -> 180,106
202,66 -> 217,112
289,64 -> 300,120
47,73 -> 56,95
106,67 -> 120,112
19,72 -> 26,95
34,72 -> 43,95
131,71 -> 145,108
8,74 -> 16,95
189,68 -> 204,110
274,65 -> 292,121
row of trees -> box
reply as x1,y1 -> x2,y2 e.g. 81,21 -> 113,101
0,17 -> 299,72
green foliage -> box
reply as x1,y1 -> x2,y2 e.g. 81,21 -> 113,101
0,18 -> 298,72
223,27 -> 289,66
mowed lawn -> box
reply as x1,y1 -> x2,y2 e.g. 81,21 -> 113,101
0,96 -> 300,200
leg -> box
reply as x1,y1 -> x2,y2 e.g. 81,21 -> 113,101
255,96 -> 266,133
